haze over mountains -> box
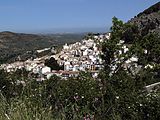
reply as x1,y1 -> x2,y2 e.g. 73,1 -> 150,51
20,27 -> 109,34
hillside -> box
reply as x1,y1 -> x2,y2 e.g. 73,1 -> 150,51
0,31 -> 84,63
128,2 -> 160,36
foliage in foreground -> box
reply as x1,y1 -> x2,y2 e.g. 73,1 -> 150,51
0,70 -> 160,120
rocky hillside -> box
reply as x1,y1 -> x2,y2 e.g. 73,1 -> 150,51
128,2 -> 160,36
0,31 -> 83,63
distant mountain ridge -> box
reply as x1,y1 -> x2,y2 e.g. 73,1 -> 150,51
128,2 -> 160,36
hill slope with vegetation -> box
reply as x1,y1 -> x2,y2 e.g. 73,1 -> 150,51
0,31 -> 84,63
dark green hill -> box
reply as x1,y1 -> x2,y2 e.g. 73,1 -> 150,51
0,31 -> 84,63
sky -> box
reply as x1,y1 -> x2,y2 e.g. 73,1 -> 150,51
0,0 -> 159,33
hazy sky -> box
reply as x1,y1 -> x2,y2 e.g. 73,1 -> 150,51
0,0 -> 159,33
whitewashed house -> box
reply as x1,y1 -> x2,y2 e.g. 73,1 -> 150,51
41,66 -> 51,74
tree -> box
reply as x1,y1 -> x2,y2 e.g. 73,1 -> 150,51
100,17 -> 160,119
45,57 -> 63,70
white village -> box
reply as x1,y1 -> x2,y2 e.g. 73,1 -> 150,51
0,33 -> 111,80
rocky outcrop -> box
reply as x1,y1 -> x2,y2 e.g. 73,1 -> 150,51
128,2 -> 160,36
